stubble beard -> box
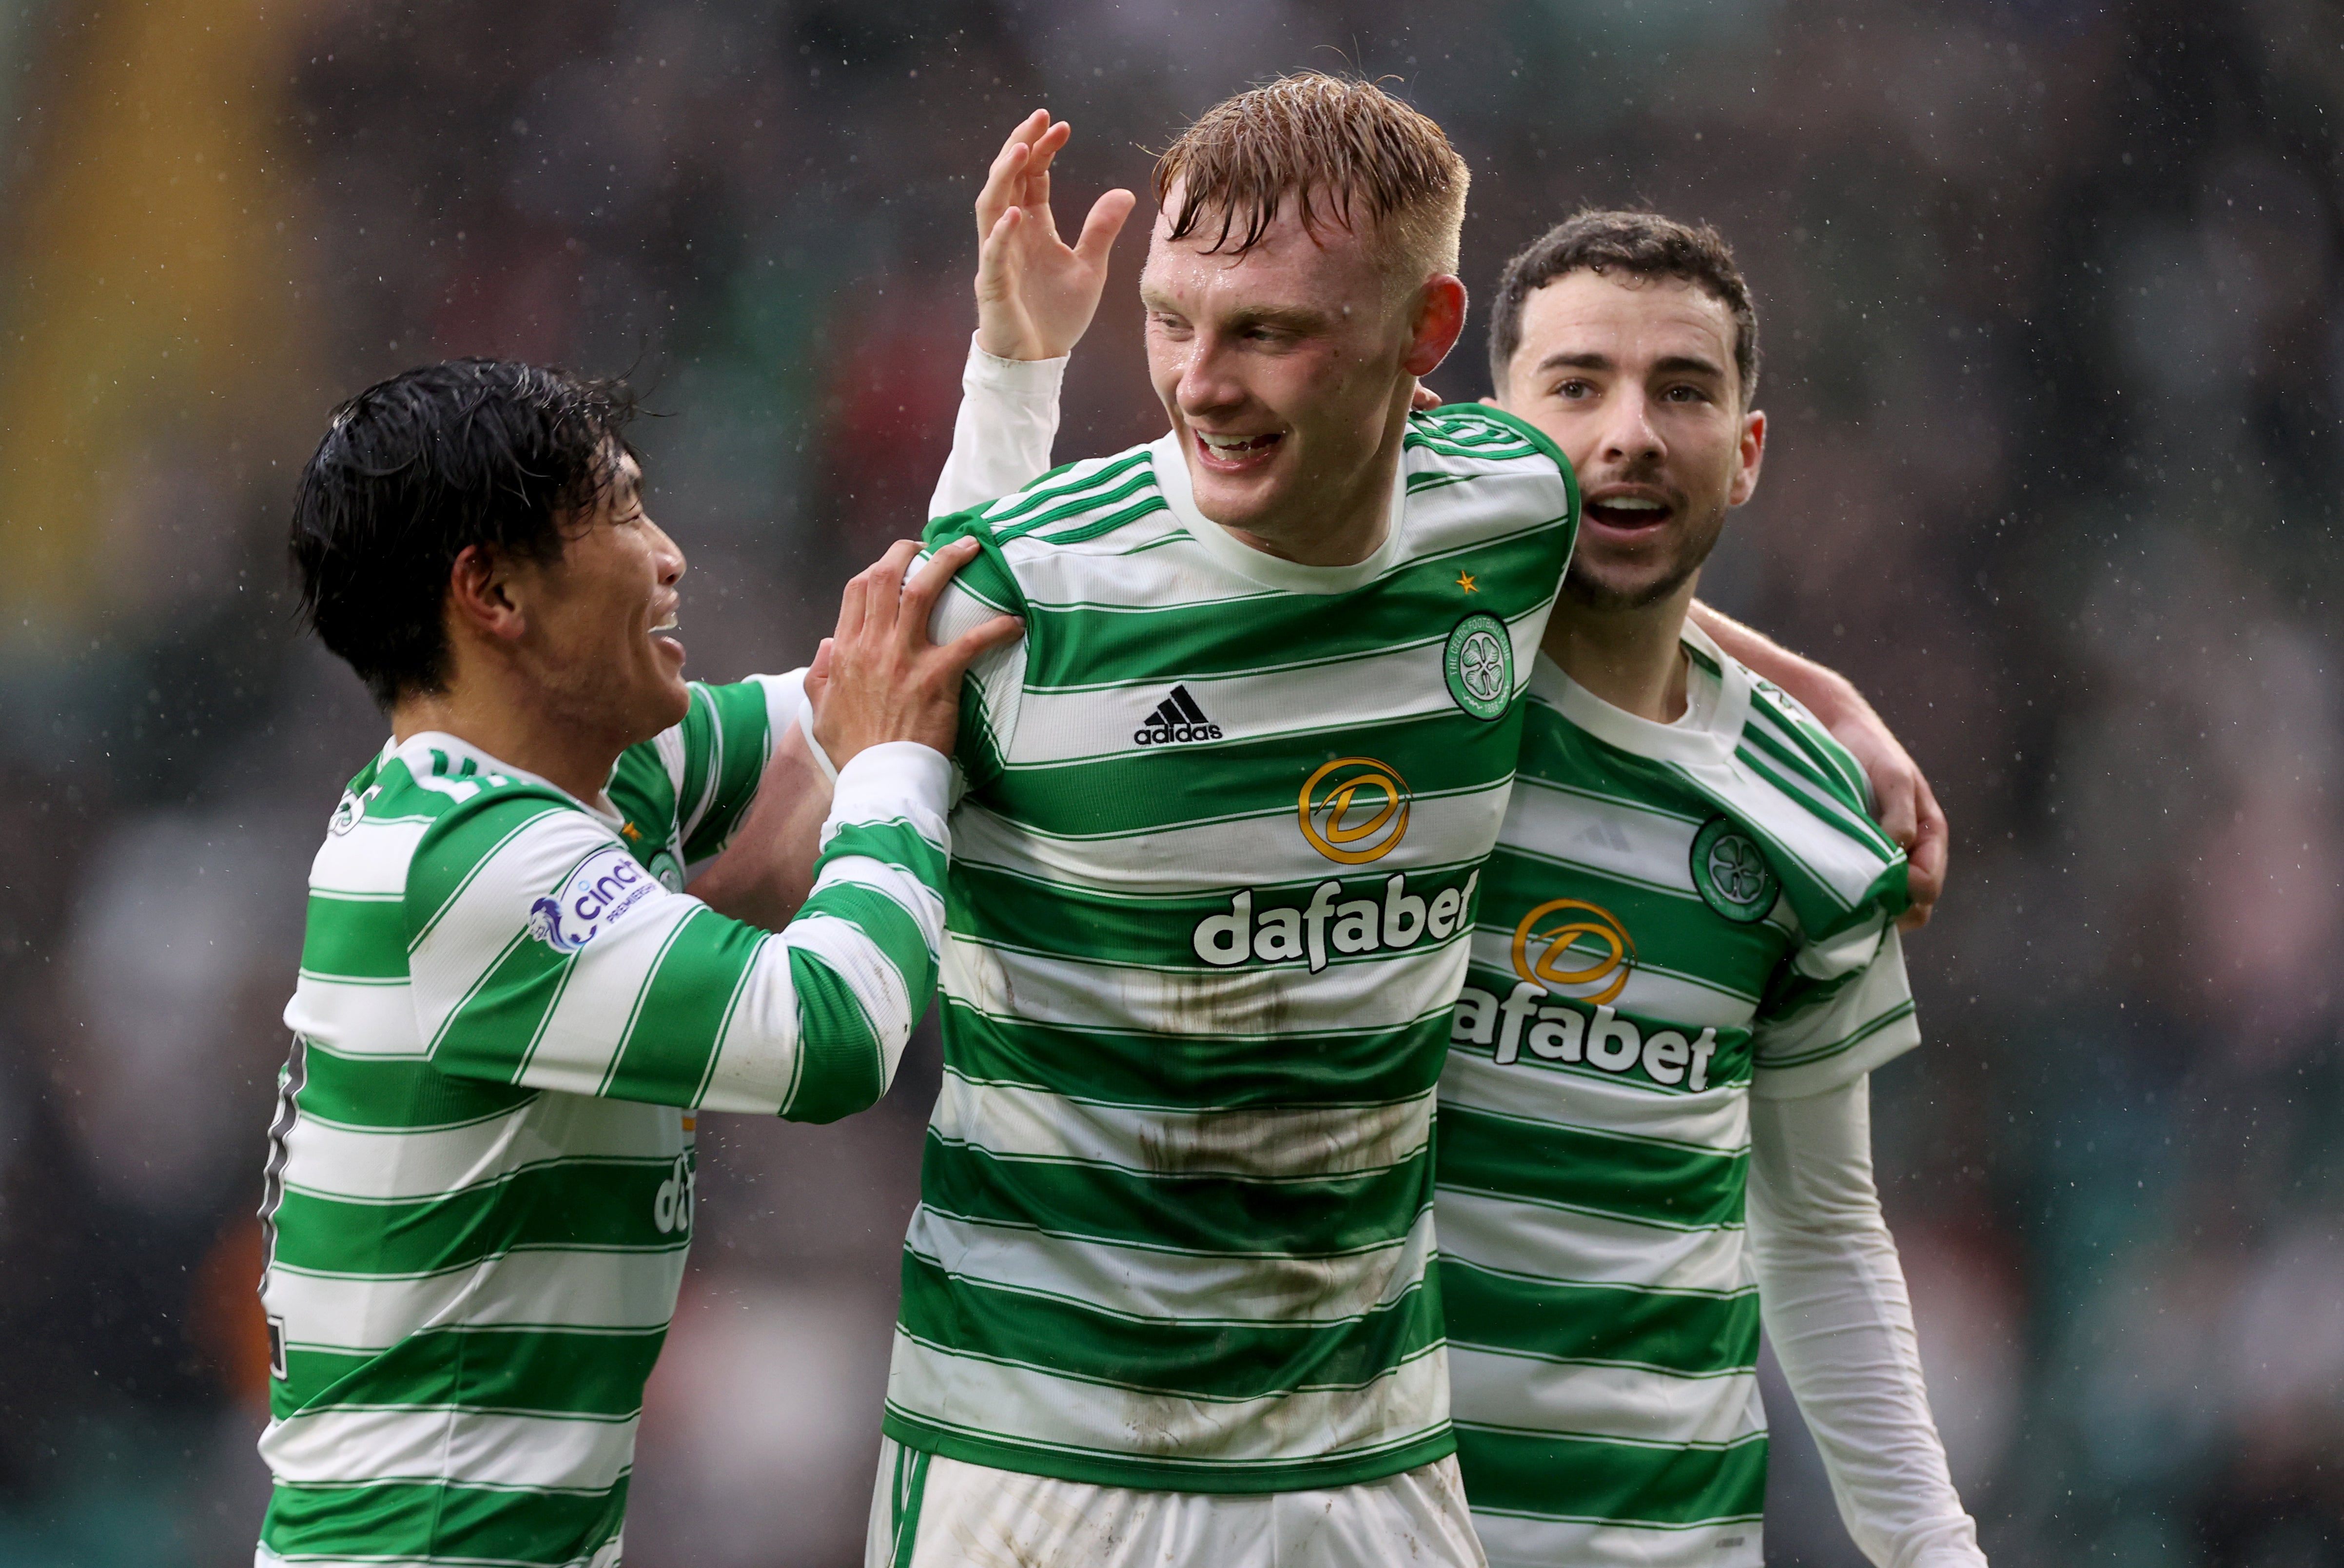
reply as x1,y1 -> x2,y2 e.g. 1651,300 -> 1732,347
1561,497 -> 1729,614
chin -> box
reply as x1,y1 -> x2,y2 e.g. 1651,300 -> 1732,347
1562,565 -> 1694,614
1186,464 -> 1285,533
640,681 -> 691,737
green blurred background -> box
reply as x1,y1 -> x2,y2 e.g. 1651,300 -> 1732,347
0,1 -> 2339,1562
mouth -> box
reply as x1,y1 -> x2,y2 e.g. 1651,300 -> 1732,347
1582,490 -> 1676,534
1192,427 -> 1285,474
649,606 -> 685,663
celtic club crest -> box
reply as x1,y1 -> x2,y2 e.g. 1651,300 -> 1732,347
1690,816 -> 1780,924
1444,613 -> 1512,721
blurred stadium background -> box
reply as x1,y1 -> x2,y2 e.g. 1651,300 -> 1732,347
0,0 -> 2337,1563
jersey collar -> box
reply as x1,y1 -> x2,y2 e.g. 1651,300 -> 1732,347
387,730 -> 624,825
1147,431 -> 1405,595
1527,619 -> 1754,769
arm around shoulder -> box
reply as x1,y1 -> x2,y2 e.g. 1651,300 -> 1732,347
1688,600 -> 1948,929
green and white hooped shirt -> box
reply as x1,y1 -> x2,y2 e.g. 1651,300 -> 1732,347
256,683 -> 951,1568
881,409 -> 1579,1493
1440,627 -> 1918,1568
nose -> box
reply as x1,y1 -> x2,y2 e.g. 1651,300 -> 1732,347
646,516 -> 686,585
1173,329 -> 1246,423
1600,386 -> 1664,467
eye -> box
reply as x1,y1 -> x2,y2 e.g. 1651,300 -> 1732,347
1662,384 -> 1711,404
1552,378 -> 1594,400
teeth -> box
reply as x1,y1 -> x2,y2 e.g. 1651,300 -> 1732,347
1602,497 -> 1664,511
1200,432 -> 1274,451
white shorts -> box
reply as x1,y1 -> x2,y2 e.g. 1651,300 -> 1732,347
864,1437 -> 1487,1568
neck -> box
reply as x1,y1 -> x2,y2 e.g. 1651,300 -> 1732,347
391,676 -> 627,807
1542,577 -> 1700,723
1212,389 -> 1413,568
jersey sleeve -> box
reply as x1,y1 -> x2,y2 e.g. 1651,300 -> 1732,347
1750,923 -> 1921,1100
1748,676 -> 1884,826
404,742 -> 950,1122
917,510 -> 1031,796
660,672 -> 804,865
928,336 -> 1066,519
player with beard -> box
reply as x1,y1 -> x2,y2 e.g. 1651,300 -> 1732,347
1435,214 -> 1985,1568
922,121 -> 1980,1568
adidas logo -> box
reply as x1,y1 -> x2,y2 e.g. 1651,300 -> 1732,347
1133,685 -> 1224,746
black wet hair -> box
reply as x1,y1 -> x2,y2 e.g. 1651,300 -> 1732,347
289,358 -> 639,708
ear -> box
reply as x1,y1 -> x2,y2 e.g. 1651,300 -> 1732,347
1402,274 -> 1468,379
1728,407 -> 1767,507
446,544 -> 532,646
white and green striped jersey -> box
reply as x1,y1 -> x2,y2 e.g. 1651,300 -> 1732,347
255,680 -> 951,1568
880,409 -> 1579,1493
1439,626 -> 1917,1568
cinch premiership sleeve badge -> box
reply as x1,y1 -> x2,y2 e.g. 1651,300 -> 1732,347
1690,815 -> 1781,923
1445,612 -> 1513,721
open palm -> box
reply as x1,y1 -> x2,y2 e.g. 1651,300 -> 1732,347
973,111 -> 1136,362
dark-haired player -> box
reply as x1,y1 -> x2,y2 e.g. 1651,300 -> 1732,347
928,122 -> 1982,1568
1437,215 -> 1982,1568
255,359 -> 1017,1568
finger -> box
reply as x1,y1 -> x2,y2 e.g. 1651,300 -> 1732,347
1908,786 -> 1948,895
995,109 -> 1049,163
975,206 -> 1025,302
865,539 -> 922,638
1411,384 -> 1442,412
1026,118 -> 1072,187
833,567 -> 870,647
1073,188 -> 1136,272
900,536 -> 984,629
1872,771 -> 1919,853
933,613 -> 1026,679
977,132 -> 1037,235
1024,123 -> 1068,241
803,636 -> 834,709
1898,785 -> 1947,931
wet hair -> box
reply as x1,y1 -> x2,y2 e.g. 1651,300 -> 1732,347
289,358 -> 638,708
1152,72 -> 1469,286
1487,210 -> 1759,400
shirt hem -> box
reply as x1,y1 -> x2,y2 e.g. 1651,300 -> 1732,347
880,1409 -> 1456,1495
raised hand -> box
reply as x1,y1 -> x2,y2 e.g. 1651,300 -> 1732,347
974,110 -> 1136,362
812,537 -> 1024,766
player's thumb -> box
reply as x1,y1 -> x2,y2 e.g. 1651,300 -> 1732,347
938,614 -> 1026,678
1075,189 -> 1136,269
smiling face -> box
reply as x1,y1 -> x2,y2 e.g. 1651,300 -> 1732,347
508,451 -> 691,749
1496,270 -> 1764,613
1140,190 -> 1448,563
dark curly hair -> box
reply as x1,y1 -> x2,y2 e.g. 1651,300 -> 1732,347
1487,210 -> 1758,401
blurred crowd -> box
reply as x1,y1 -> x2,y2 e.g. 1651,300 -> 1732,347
0,0 -> 2337,1563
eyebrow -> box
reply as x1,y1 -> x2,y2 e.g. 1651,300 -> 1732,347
1141,290 -> 1331,333
1530,349 -> 1728,381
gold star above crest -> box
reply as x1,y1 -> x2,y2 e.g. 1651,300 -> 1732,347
620,821 -> 643,842
1455,570 -> 1478,593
